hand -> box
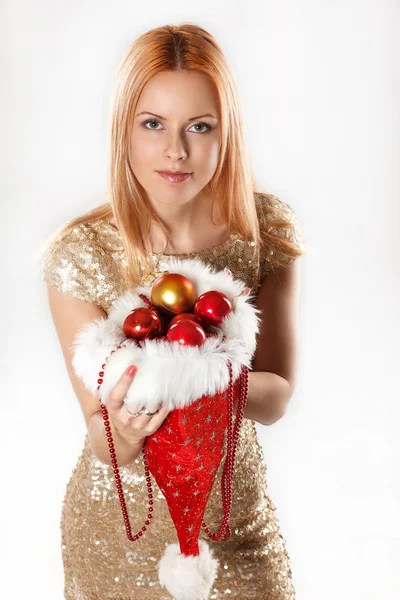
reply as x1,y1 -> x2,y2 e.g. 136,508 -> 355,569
106,365 -> 171,447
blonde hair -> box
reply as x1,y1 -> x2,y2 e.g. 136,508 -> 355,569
35,23 -> 311,290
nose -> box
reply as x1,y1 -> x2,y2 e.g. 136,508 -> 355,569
164,132 -> 188,162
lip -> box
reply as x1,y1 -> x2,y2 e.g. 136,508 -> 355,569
157,171 -> 192,183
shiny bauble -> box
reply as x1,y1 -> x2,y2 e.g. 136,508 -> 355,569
168,312 -> 202,328
123,307 -> 163,341
166,319 -> 206,347
194,290 -> 233,328
151,273 -> 197,318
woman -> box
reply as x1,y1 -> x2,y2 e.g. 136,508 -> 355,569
42,23 -> 307,600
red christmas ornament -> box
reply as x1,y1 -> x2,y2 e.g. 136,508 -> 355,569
151,273 -> 197,317
123,307 -> 163,341
73,256 -> 259,599
166,319 -> 206,347
194,290 -> 233,328
169,312 -> 202,328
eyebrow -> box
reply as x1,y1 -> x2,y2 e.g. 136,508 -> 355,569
135,111 -> 218,121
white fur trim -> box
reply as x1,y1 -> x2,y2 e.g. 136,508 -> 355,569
72,257 -> 262,412
158,539 -> 219,600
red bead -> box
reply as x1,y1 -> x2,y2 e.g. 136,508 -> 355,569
99,358 -> 248,544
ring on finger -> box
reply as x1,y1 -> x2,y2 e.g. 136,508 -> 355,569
125,407 -> 158,418
125,407 -> 144,418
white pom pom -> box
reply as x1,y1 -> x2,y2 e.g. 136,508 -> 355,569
158,539 -> 219,600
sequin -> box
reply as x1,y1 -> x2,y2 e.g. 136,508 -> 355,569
43,192 -> 301,599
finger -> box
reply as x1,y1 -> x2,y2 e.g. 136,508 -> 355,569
124,403 -> 166,425
142,406 -> 172,432
108,365 -> 137,412
123,404 -> 169,431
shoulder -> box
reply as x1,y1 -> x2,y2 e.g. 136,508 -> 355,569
255,191 -> 302,243
254,191 -> 299,234
253,191 -> 304,277
42,220 -> 123,308
43,222 -> 96,275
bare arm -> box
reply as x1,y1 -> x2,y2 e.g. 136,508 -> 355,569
236,259 -> 301,426
88,410 -> 145,466
47,286 -> 170,466
47,287 -> 142,466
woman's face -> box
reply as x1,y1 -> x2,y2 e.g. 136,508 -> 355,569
129,70 -> 221,206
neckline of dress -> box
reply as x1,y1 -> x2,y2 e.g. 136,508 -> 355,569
105,221 -> 238,257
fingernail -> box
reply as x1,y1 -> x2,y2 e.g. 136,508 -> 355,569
126,365 -> 137,377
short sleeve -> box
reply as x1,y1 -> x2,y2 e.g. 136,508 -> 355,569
256,193 -> 304,278
42,224 -> 109,308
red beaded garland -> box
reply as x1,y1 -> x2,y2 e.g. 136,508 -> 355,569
96,292 -> 249,542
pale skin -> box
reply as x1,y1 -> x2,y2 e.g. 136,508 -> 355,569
47,69 -> 300,465
110,70 -> 230,253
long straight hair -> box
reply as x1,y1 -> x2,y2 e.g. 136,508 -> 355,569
36,23 -> 309,290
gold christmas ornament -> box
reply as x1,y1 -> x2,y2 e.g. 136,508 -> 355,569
151,273 -> 197,317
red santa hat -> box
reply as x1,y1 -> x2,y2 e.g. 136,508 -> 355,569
71,257 -> 262,600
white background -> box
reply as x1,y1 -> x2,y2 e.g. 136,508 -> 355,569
1,1 -> 399,598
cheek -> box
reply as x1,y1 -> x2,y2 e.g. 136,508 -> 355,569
130,133 -> 158,172
192,137 -> 220,173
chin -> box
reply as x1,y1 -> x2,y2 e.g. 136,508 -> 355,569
154,193 -> 196,205
150,184 -> 203,205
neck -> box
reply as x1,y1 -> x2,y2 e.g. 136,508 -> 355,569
147,191 -> 227,254
109,191 -> 229,255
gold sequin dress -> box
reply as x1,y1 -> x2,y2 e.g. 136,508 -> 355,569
43,193 -> 301,600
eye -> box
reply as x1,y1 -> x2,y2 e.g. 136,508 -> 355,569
141,119 -> 213,133
189,122 -> 213,133
142,119 -> 163,130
